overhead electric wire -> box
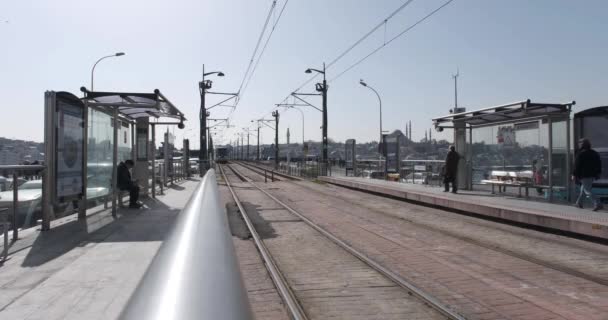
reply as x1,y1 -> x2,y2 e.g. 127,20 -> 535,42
325,0 -> 415,69
252,0 -> 418,122
329,0 -> 455,83
225,0 -> 290,140
236,0 -> 277,99
235,0 -> 455,142
238,0 -> 291,103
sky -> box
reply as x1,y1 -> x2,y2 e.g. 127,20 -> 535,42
1,0 -> 607,149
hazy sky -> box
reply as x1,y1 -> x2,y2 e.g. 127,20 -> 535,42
1,0 -> 607,148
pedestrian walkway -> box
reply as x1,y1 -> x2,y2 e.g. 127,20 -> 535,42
0,179 -> 200,320
319,176 -> 608,240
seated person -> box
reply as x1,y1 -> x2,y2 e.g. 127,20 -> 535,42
117,160 -> 141,208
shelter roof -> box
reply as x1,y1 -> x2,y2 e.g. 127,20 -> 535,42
80,88 -> 185,120
433,100 -> 574,128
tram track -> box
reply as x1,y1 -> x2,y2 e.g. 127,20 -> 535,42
233,161 -> 608,288
220,163 -> 466,320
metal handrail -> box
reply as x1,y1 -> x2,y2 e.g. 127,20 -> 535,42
0,164 -> 46,240
119,169 -> 253,320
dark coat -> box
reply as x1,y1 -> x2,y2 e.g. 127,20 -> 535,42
574,148 -> 602,179
117,162 -> 133,190
444,150 -> 460,178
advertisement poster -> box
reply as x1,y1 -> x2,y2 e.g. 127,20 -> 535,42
56,99 -> 84,199
497,126 -> 516,146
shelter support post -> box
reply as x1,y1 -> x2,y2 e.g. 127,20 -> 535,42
79,102 -> 88,220
151,124 -> 156,198
12,172 -> 18,240
566,117 -> 572,202
111,107 -> 119,217
548,117 -> 553,202
454,121 -> 468,190
468,126 -> 473,190
42,92 -> 55,231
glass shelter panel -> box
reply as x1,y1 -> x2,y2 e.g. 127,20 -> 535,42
551,119 -> 569,195
471,120 -> 549,194
87,108 -> 113,201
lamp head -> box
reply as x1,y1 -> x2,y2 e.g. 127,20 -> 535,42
217,72 -> 225,77
359,79 -> 367,87
305,68 -> 312,74
115,52 -> 125,56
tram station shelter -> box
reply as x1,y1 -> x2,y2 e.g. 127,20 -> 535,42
432,99 -> 575,202
41,88 -> 186,230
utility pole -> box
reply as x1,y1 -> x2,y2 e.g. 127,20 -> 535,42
272,111 -> 279,169
452,68 -> 459,109
245,128 -> 250,161
240,133 -> 244,160
257,122 -> 260,161
321,63 -> 328,168
294,63 -> 328,173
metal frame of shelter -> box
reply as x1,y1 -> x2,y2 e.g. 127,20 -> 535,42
432,99 -> 575,202
79,88 -> 185,218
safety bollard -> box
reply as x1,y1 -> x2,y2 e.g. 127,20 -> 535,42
265,170 -> 267,183
271,171 -> 274,182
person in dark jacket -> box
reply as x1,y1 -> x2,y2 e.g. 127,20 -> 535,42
117,160 -> 141,208
573,138 -> 603,211
444,145 -> 460,193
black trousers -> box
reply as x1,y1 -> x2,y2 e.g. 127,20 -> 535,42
121,185 -> 140,205
444,175 -> 457,192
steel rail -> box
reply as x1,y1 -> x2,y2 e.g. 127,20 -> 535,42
230,163 -> 467,320
236,161 -> 301,181
219,164 -> 308,320
119,170 -> 253,320
293,178 -> 608,288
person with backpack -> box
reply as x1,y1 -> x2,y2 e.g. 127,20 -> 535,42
573,138 -> 604,211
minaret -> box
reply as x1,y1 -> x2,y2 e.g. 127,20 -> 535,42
409,120 -> 412,141
405,122 -> 408,140
286,127 -> 291,163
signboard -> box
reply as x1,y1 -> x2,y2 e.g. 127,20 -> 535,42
414,165 -> 426,171
137,128 -> 148,160
384,135 -> 400,173
55,93 -> 85,200
514,121 -> 539,131
345,139 -> 356,176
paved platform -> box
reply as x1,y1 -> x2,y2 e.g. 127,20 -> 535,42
319,176 -> 608,240
0,179 -> 200,320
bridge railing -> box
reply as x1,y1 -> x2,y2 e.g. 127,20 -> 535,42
119,169 -> 253,320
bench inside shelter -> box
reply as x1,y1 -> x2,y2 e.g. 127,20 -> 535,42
481,170 -> 565,199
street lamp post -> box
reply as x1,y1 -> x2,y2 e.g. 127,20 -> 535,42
360,79 -> 387,179
91,52 -> 125,91
304,63 -> 328,166
359,79 -> 383,143
199,64 -> 225,176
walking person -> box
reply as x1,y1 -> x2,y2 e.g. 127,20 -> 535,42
118,160 -> 142,209
533,158 -> 544,195
573,138 -> 604,211
444,145 -> 460,193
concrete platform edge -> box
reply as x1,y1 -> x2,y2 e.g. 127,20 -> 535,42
319,176 -> 608,240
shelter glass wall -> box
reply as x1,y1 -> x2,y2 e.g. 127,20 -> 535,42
471,120 -> 549,187
551,119 -> 568,191
118,120 -> 132,162
87,108 -> 113,199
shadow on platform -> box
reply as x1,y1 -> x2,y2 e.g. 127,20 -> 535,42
20,197 -> 179,267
